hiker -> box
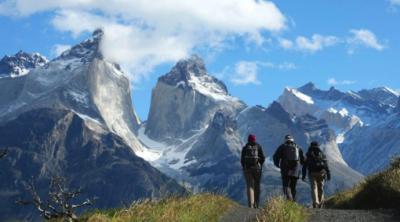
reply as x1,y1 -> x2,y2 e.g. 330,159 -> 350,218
241,134 -> 265,208
273,135 -> 305,202
302,141 -> 331,208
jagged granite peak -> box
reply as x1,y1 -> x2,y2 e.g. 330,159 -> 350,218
297,81 -> 317,93
160,55 -> 206,83
0,50 -> 47,78
159,55 -> 228,93
145,55 -> 245,141
0,31 -> 149,160
57,28 -> 104,62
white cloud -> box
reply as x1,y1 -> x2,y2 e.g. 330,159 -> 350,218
277,62 -> 297,71
231,61 -> 260,85
347,29 -> 385,54
278,38 -> 294,49
277,34 -> 339,53
51,44 -> 71,57
327,78 -> 356,86
390,0 -> 400,6
228,60 -> 296,85
295,34 -> 339,53
0,0 -> 287,83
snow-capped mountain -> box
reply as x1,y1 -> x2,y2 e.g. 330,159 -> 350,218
0,29 -> 158,160
0,50 -> 47,78
278,82 -> 400,175
145,55 -> 246,142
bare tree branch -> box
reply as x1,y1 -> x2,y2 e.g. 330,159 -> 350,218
0,148 -> 8,159
17,176 -> 93,221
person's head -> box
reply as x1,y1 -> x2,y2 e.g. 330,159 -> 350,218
248,134 -> 256,143
284,135 -> 294,143
310,141 -> 319,147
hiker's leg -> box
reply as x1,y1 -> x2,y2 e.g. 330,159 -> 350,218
244,170 -> 254,208
318,175 -> 325,207
310,173 -> 318,207
290,177 -> 298,202
282,175 -> 293,201
254,170 -> 262,208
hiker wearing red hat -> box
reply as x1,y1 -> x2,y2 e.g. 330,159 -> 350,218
241,134 -> 265,208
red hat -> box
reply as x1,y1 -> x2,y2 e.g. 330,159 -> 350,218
248,134 -> 256,143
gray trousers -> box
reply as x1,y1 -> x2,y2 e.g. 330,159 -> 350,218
244,168 -> 262,208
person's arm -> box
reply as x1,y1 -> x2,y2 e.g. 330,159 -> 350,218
273,146 -> 282,168
241,147 -> 245,169
302,152 -> 308,180
299,147 -> 305,165
258,145 -> 266,165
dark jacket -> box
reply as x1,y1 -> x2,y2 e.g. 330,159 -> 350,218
241,142 -> 265,170
302,146 -> 331,179
273,142 -> 305,178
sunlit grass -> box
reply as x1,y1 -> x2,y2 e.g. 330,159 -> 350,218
81,193 -> 237,222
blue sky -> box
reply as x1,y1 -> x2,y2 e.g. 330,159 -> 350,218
0,0 -> 400,120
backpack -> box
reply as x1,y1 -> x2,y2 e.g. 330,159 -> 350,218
283,143 -> 300,169
308,150 -> 326,172
244,144 -> 260,168
284,143 -> 300,161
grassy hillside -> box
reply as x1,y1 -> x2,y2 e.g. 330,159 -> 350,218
326,157 -> 400,209
81,194 -> 237,222
257,196 -> 309,222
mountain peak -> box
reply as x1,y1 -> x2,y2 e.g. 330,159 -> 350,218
159,54 -> 207,85
92,28 -> 104,39
0,51 -> 47,78
57,29 -> 104,62
299,81 -> 316,90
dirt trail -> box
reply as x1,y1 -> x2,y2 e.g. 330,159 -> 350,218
308,209 -> 399,222
219,206 -> 261,222
220,206 -> 399,222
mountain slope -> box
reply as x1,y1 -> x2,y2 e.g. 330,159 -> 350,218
0,108 -> 184,221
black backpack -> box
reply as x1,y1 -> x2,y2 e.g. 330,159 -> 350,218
308,150 -> 326,172
244,144 -> 260,168
283,143 -> 300,168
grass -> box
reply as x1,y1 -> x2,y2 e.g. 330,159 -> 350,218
257,196 -> 309,222
81,193 -> 237,222
325,157 -> 400,210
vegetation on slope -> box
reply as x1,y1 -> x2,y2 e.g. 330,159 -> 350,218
257,196 -> 309,222
326,157 -> 400,209
82,193 -> 237,222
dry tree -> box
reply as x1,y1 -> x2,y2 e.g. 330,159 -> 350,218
17,176 -> 92,222
0,148 -> 8,159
